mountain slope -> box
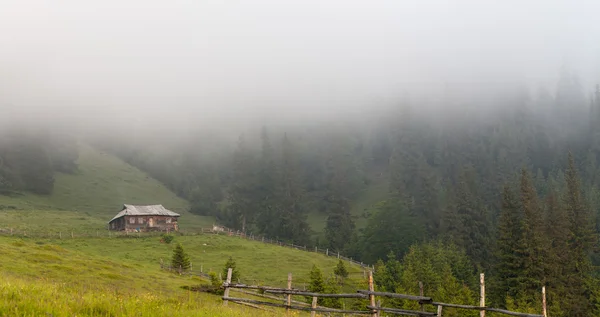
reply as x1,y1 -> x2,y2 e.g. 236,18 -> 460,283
0,144 -> 213,231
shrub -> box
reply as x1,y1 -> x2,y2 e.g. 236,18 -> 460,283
161,233 -> 174,244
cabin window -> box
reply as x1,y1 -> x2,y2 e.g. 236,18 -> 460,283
129,217 -> 135,224
138,217 -> 144,224
166,218 -> 172,224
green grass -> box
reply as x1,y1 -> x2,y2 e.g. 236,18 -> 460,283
0,143 -> 214,231
0,234 -> 366,316
0,238 -> 293,316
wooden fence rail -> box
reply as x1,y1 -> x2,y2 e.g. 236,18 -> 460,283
222,269 -> 547,317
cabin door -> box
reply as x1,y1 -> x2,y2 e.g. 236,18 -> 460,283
148,218 -> 154,227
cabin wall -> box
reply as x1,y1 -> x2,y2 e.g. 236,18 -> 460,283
109,215 -> 179,232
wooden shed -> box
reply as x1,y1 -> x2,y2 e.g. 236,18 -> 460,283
108,204 -> 180,232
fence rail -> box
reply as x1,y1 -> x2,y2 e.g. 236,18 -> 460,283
221,269 -> 547,317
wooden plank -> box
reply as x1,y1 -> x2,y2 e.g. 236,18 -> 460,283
480,273 -> 485,317
286,273 -> 292,313
367,306 -> 436,316
429,302 -> 543,317
368,271 -> 377,317
222,268 -> 233,306
358,290 -> 432,303
311,297 -> 317,317
230,288 -> 310,306
223,297 -> 371,314
265,289 -> 367,298
542,286 -> 547,317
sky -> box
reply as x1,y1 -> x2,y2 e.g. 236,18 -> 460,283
1,0 -> 599,129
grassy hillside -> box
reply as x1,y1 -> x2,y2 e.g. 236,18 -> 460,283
0,144 -> 213,231
0,234 -> 366,316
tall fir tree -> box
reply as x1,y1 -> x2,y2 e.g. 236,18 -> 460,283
227,134 -> 259,232
492,185 -> 525,307
562,153 -> 597,316
518,168 -> 547,304
255,127 -> 280,236
277,133 -> 310,244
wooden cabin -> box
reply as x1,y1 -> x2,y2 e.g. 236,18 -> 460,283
108,204 -> 180,232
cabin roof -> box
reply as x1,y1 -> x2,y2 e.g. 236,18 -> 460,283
109,204 -> 180,223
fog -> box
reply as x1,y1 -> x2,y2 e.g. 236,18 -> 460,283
1,0 -> 600,132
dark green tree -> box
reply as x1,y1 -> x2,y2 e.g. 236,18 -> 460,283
333,260 -> 349,284
492,185 -> 525,307
277,133 -> 310,244
561,153 -> 597,316
222,256 -> 240,283
171,243 -> 191,272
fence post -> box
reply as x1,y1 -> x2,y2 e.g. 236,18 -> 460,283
326,248 -> 328,256
59,231 -> 61,239
311,296 -> 318,317
223,268 -> 233,306
437,305 -> 443,317
480,273 -> 485,317
71,231 -> 74,239
368,270 -> 378,317
419,281 -> 424,312
337,252 -> 340,259
10,228 -> 13,236
542,286 -> 547,317
286,273 -> 292,313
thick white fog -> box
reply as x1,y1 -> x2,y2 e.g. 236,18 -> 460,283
1,0 -> 599,130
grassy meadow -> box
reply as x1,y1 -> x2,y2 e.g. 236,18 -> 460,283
0,234 -> 367,316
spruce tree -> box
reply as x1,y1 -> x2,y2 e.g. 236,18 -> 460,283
222,256 -> 240,283
228,134 -> 259,232
518,168 -> 547,303
277,133 -> 310,244
562,153 -> 596,316
255,127 -> 280,237
493,185 -> 525,307
171,243 -> 191,272
333,260 -> 349,284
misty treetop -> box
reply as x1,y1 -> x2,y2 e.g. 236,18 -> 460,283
0,125 -> 78,195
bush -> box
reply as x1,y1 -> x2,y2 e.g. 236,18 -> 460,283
161,233 -> 174,244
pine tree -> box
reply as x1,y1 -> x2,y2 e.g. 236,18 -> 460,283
255,127 -> 280,236
444,166 -> 491,269
493,185 -> 525,307
222,256 -> 240,283
562,153 -> 597,316
277,133 -> 310,244
227,134 -> 259,232
544,186 -> 570,317
333,260 -> 349,284
518,168 -> 547,304
324,139 -> 356,251
171,243 -> 191,272
307,264 -> 325,303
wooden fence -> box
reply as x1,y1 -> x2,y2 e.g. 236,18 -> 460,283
222,268 -> 547,317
